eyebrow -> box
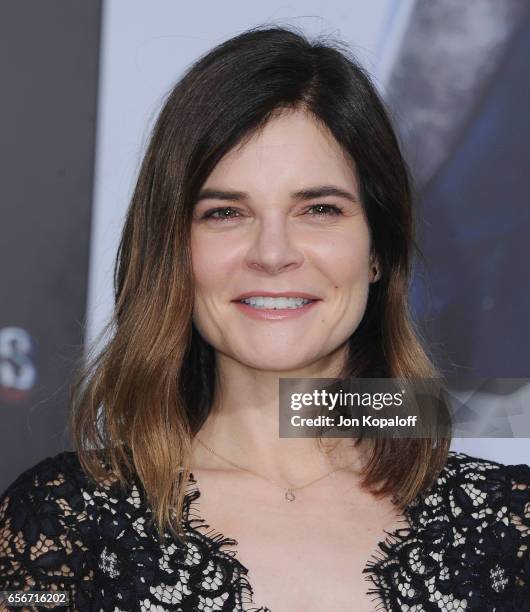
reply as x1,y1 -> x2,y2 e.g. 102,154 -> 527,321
196,185 -> 359,204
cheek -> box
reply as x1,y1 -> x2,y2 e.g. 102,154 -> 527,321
314,231 -> 371,285
190,234 -> 218,336
191,232 -> 230,294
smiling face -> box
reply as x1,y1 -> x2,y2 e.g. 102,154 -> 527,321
190,109 -> 379,373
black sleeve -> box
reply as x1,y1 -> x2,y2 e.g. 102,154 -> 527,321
506,462 -> 530,604
0,453 -> 93,611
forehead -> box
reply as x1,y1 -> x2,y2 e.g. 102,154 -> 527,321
203,110 -> 358,192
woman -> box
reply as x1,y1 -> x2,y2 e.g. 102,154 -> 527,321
0,25 -> 528,612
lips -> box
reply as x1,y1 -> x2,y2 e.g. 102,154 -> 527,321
232,291 -> 321,301
233,296 -> 320,320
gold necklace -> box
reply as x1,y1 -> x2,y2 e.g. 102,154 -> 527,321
195,436 -> 358,502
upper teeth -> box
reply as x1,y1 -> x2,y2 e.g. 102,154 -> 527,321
240,296 -> 313,309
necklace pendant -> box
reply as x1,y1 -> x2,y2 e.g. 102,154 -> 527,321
285,488 -> 296,502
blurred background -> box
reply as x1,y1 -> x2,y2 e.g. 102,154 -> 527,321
1,0 -> 529,491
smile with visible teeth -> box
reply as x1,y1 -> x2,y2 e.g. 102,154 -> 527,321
239,296 -> 314,309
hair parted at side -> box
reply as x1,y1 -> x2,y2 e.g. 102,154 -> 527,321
69,24 -> 451,543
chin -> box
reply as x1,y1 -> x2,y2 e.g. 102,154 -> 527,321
236,351 -> 315,374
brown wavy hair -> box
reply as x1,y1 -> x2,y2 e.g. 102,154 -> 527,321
68,25 -> 451,543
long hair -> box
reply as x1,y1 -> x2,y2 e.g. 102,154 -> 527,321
69,25 -> 451,543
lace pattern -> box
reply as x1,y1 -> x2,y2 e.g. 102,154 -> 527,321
0,450 -> 528,611
363,453 -> 530,611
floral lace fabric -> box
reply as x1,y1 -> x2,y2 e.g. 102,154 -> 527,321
0,450 -> 528,611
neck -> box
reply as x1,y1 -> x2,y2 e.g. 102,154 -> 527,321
191,347 -> 365,486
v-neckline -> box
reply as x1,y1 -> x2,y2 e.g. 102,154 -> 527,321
181,470 -> 420,612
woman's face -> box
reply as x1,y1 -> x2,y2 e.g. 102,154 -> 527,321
191,109 -> 378,373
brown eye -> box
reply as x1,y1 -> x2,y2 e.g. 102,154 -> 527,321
202,207 -> 242,221
306,204 -> 343,216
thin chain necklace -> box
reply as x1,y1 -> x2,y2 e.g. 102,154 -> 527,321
195,436 -> 358,502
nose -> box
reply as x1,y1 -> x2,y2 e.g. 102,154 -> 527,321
244,213 -> 304,274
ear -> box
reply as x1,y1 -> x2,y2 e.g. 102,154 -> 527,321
369,252 -> 381,283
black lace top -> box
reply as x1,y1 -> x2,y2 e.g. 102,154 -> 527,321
0,450 -> 528,611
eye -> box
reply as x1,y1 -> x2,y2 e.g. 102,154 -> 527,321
305,203 -> 344,217
201,206 -> 243,221
199,203 -> 344,222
